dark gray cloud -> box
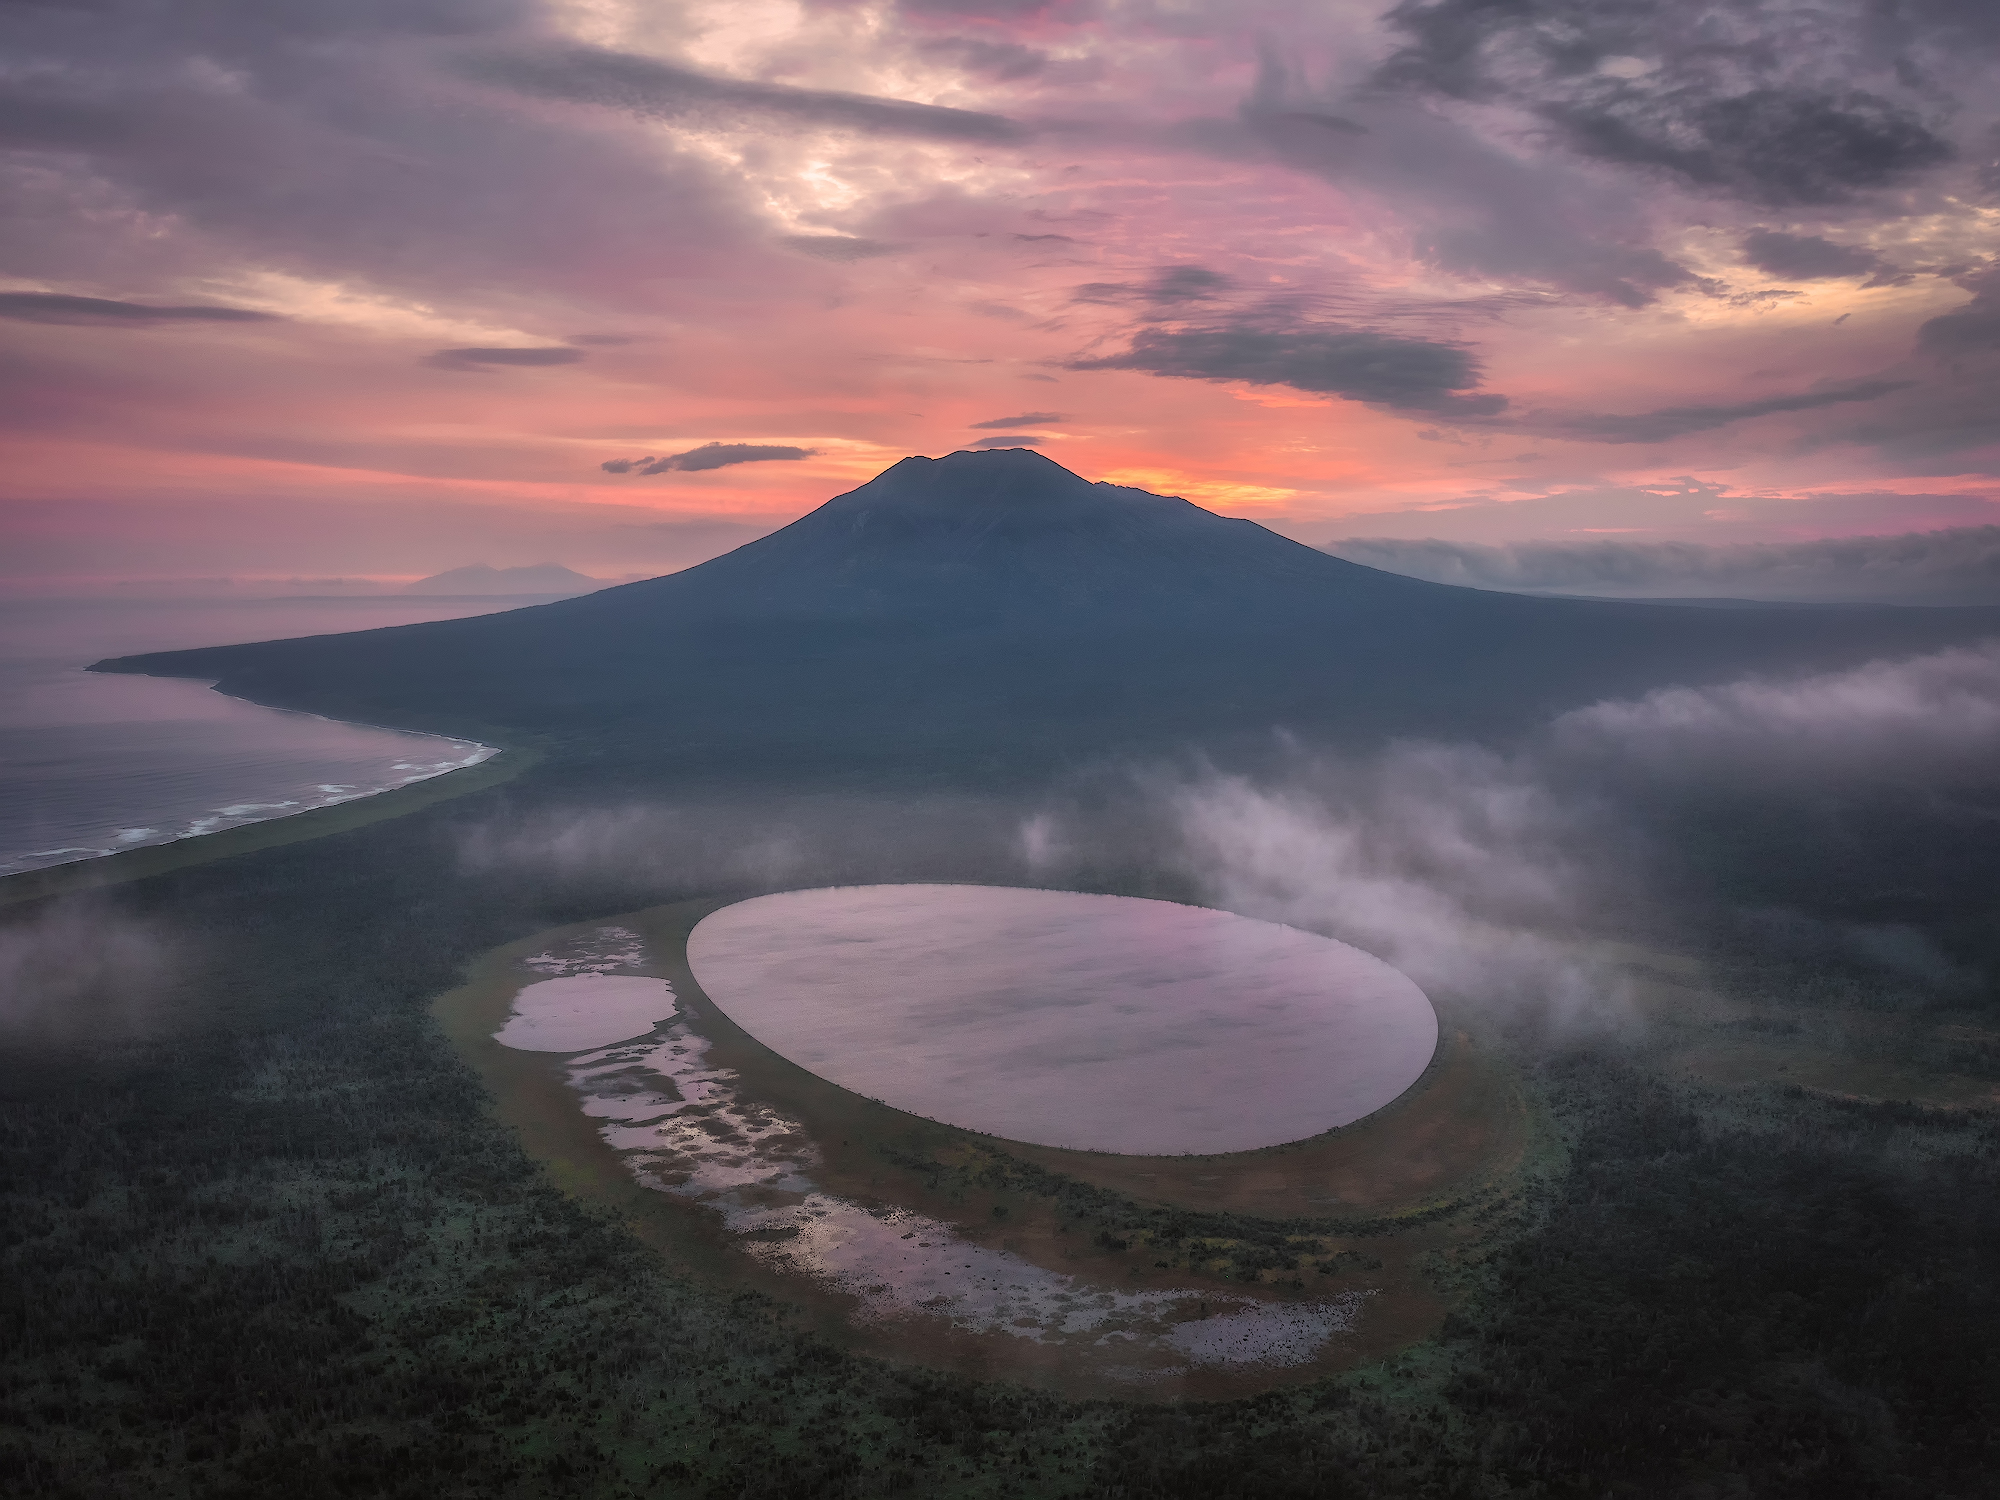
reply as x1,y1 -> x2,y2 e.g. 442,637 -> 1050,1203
969,411 -> 1063,428
1073,316 -> 1506,415
1540,377 -> 1911,443
468,45 -> 1024,144
1864,0 -> 2000,58
1143,266 -> 1229,303
1916,279 -> 2000,359
1808,277 -> 2000,462
0,2 -> 758,322
1978,123 -> 2000,197
0,91 -> 132,150
604,443 -> 819,475
1544,90 -> 1952,207
1325,526 -> 2000,604
1073,282 -> 1134,305
1075,265 -> 1230,306
1237,53 -> 1695,309
425,346 -> 585,371
1374,0 -> 1958,205
0,291 -> 279,325
782,235 -> 901,262
915,36 -> 1047,81
1270,111 -> 1367,135
1740,229 -> 1887,280
968,435 -> 1044,447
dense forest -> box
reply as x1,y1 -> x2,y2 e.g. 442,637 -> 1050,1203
4,739 -> 1997,1499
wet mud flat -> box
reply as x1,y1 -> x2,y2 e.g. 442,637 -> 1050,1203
434,900 -> 1540,1400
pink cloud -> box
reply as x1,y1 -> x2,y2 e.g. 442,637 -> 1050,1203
1,0 -> 1994,583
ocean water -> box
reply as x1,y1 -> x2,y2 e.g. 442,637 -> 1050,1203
0,595 -> 541,877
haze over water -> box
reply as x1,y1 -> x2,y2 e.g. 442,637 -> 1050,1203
0,594 -> 531,876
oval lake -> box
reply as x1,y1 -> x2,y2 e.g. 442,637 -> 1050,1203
685,884 -> 1439,1156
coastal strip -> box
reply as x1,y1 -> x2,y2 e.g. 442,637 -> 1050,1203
0,741 -> 536,908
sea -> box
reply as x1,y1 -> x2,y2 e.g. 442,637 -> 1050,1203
0,594 -> 552,878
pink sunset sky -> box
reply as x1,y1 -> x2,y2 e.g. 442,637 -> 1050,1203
4,0 -> 1999,595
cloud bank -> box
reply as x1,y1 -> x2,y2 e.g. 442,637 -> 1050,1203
1552,640 -> 2000,786
1325,526 -> 2000,603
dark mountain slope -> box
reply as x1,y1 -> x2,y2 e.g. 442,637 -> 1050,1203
96,450 -> 2000,775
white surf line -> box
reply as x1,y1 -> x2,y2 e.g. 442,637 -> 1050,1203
497,925 -> 1374,1374
0,726 -> 497,877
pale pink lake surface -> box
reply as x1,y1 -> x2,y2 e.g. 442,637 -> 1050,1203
685,885 -> 1439,1156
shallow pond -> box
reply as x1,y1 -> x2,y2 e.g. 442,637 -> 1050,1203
463,894 -> 1484,1396
685,885 -> 1438,1155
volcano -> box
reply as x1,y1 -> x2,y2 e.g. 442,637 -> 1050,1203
95,449 -> 2000,780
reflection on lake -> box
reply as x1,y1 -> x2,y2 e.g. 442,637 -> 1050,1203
493,925 -> 1381,1385
685,885 -> 1439,1155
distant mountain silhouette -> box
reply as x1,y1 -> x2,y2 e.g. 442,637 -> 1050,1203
403,563 -> 603,596
96,450 -> 2000,781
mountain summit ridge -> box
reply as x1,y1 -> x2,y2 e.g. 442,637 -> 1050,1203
631,447 -> 1418,615
93,451 -> 2000,770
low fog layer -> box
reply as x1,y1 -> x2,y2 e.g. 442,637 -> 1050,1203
1326,527 -> 2000,604
1155,641 -> 2000,1022
1552,640 -> 2000,784
0,901 -> 176,1045
461,640 -> 2000,1033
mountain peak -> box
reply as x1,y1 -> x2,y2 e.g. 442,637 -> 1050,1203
652,448 -> 1394,617
752,449 -> 1207,552
404,562 -> 602,596
94,448 -> 2000,766
833,447 -> 1110,513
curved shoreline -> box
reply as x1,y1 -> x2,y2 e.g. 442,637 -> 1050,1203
0,738 -> 537,908
435,900 -> 1536,1401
